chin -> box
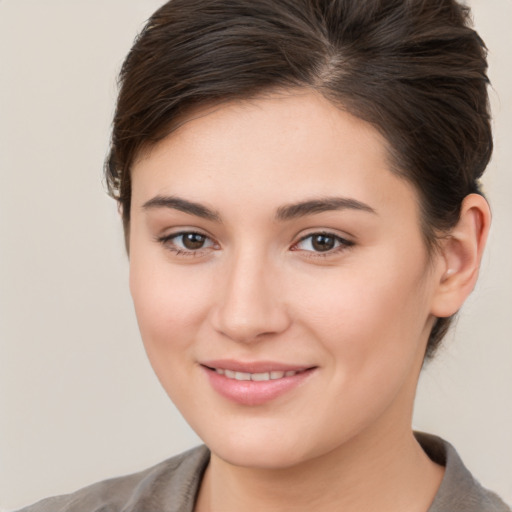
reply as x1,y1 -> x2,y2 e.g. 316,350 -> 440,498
212,438 -> 312,470
193,418 -> 328,470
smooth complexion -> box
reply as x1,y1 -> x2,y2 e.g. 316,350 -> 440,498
129,90 -> 489,511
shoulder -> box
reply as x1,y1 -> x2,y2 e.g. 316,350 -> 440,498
16,445 -> 210,512
416,432 -> 511,512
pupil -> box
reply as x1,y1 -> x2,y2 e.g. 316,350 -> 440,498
183,233 -> 205,250
312,234 -> 335,252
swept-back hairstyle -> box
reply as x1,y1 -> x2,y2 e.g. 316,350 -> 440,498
106,0 -> 492,358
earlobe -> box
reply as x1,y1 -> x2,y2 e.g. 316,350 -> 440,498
430,194 -> 491,318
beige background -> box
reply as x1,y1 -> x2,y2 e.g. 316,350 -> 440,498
0,1 -> 510,510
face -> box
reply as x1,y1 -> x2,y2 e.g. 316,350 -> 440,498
129,90 -> 442,469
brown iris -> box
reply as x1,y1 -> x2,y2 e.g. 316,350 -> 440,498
311,234 -> 336,252
182,233 -> 207,250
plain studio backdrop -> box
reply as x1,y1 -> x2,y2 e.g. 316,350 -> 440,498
0,1 -> 510,510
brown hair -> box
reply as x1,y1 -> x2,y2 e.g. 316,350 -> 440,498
105,0 -> 492,358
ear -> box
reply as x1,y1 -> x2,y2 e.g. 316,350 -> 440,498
430,194 -> 491,318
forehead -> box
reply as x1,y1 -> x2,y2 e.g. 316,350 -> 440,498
134,89 -> 389,164
131,90 -> 420,223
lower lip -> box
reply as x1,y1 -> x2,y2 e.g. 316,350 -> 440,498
203,367 -> 315,406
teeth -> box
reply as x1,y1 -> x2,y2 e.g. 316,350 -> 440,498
251,372 -> 270,381
215,369 -> 300,381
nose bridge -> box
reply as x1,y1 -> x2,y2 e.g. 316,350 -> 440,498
212,245 -> 289,342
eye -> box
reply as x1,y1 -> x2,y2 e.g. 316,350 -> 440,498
158,231 -> 217,255
293,232 -> 353,254
178,232 -> 210,250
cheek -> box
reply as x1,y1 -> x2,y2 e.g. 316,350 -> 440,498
129,249 -> 213,364
128,257 -> 217,415
288,266 -> 431,438
292,253 -> 432,377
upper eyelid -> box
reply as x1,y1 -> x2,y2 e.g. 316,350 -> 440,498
290,234 -> 354,261
298,231 -> 344,241
158,228 -> 214,241
295,229 -> 353,244
157,231 -> 218,257
156,231 -> 211,246
291,231 -> 354,252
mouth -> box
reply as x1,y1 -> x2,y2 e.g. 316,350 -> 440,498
207,367 -> 308,381
200,360 -> 317,406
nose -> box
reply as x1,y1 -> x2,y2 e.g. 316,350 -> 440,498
210,250 -> 291,343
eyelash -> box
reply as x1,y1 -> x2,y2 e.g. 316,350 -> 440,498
157,231 -> 354,258
157,231 -> 217,257
291,232 -> 354,258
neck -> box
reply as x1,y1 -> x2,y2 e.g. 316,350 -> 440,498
195,421 -> 444,512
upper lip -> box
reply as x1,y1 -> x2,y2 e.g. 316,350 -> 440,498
200,359 -> 315,373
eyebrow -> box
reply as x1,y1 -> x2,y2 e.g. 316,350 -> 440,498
142,195 -> 376,223
275,197 -> 376,221
142,195 -> 222,222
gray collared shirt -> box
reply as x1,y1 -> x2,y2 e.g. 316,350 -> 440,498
17,433 -> 511,512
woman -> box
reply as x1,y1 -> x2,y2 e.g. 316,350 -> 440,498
17,0 -> 511,510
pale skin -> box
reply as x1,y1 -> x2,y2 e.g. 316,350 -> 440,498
128,90 -> 490,512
